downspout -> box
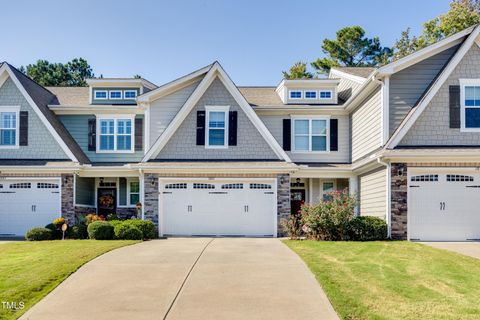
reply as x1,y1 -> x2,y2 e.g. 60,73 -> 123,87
377,157 -> 391,238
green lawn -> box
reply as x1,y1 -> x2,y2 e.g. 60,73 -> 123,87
284,241 -> 480,320
0,240 -> 139,320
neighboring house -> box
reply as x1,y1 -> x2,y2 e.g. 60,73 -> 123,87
2,25 -> 480,241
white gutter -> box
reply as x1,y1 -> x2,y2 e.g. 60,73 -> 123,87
377,157 -> 392,238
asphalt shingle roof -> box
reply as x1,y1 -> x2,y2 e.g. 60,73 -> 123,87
332,67 -> 376,78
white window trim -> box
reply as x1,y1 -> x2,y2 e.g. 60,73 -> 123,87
0,106 -> 20,149
96,114 -> 135,153
289,90 -> 303,100
205,105 -> 230,149
124,90 -> 137,100
321,180 -> 336,201
128,179 -> 140,206
460,79 -> 480,132
109,90 -> 123,100
291,115 -> 330,154
319,90 -> 333,100
304,90 -> 318,100
94,90 -> 108,100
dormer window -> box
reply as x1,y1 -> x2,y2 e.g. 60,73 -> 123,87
109,91 -> 123,100
289,91 -> 302,99
124,90 -> 137,99
319,91 -> 332,99
94,90 -> 108,100
305,91 -> 317,99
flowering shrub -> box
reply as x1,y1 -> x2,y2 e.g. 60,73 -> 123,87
85,213 -> 105,225
301,189 -> 357,240
280,213 -> 303,239
52,217 -> 66,228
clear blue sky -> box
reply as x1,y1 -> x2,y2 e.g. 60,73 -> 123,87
1,0 -> 451,86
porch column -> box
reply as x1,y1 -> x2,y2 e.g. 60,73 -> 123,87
349,176 -> 359,214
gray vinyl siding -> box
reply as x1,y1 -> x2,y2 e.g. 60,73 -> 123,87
259,114 -> 350,163
389,44 -> 460,136
359,168 -> 386,219
75,176 -> 95,206
58,115 -> 144,162
156,78 -> 280,160
92,87 -> 140,105
149,80 -> 200,146
351,86 -> 382,162
401,44 -> 480,145
335,77 -> 363,101
0,77 -> 68,159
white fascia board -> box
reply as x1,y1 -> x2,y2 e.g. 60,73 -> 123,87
49,105 -> 144,115
377,25 -> 474,76
3,65 -> 79,162
86,78 -> 157,90
329,68 -> 367,84
136,64 -> 212,103
387,26 -> 480,149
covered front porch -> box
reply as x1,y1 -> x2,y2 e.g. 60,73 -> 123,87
74,171 -> 143,219
291,164 -> 357,215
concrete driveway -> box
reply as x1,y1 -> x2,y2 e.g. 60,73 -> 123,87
421,242 -> 480,259
20,238 -> 338,320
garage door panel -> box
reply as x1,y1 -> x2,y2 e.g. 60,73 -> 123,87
0,179 -> 60,236
409,172 -> 480,241
160,180 -> 276,237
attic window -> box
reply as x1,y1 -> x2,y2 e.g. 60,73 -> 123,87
289,91 -> 302,99
109,91 -> 123,100
124,90 -> 137,99
94,91 -> 108,100
319,91 -> 332,99
305,91 -> 317,99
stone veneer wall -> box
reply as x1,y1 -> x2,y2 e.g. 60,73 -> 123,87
390,163 -> 408,240
277,174 -> 290,236
142,173 -> 289,236
61,174 -> 75,224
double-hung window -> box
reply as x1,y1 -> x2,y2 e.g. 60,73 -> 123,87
129,181 -> 140,205
0,108 -> 19,148
205,106 -> 229,148
461,80 -> 480,130
293,118 -> 329,152
97,116 -> 134,152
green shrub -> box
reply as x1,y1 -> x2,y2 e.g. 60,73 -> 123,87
347,216 -> 388,241
87,221 -> 114,240
114,223 -> 143,240
26,228 -> 53,241
45,223 -> 62,239
108,220 -> 123,229
70,223 -> 88,239
106,214 -> 120,221
301,189 -> 357,241
127,220 -> 156,239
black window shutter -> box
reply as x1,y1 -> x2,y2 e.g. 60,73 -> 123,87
282,119 -> 291,151
330,119 -> 338,151
449,85 -> 461,128
196,111 -> 206,145
135,118 -> 143,151
19,111 -> 28,146
88,118 -> 96,151
228,111 -> 237,146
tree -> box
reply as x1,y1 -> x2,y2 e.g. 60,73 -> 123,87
393,0 -> 480,60
22,58 -> 94,86
311,26 -> 392,73
282,62 -> 313,79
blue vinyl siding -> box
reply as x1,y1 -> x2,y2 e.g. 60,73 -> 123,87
58,115 -> 144,162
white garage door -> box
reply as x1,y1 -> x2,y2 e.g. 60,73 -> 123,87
409,170 -> 480,241
0,179 -> 61,236
159,179 -> 277,237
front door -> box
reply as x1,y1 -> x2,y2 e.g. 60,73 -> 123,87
97,188 -> 116,216
291,189 -> 305,215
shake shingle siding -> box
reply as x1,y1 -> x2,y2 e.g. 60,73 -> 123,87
401,44 -> 480,145
156,78 -> 279,160
0,78 -> 68,159
389,44 -> 460,136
